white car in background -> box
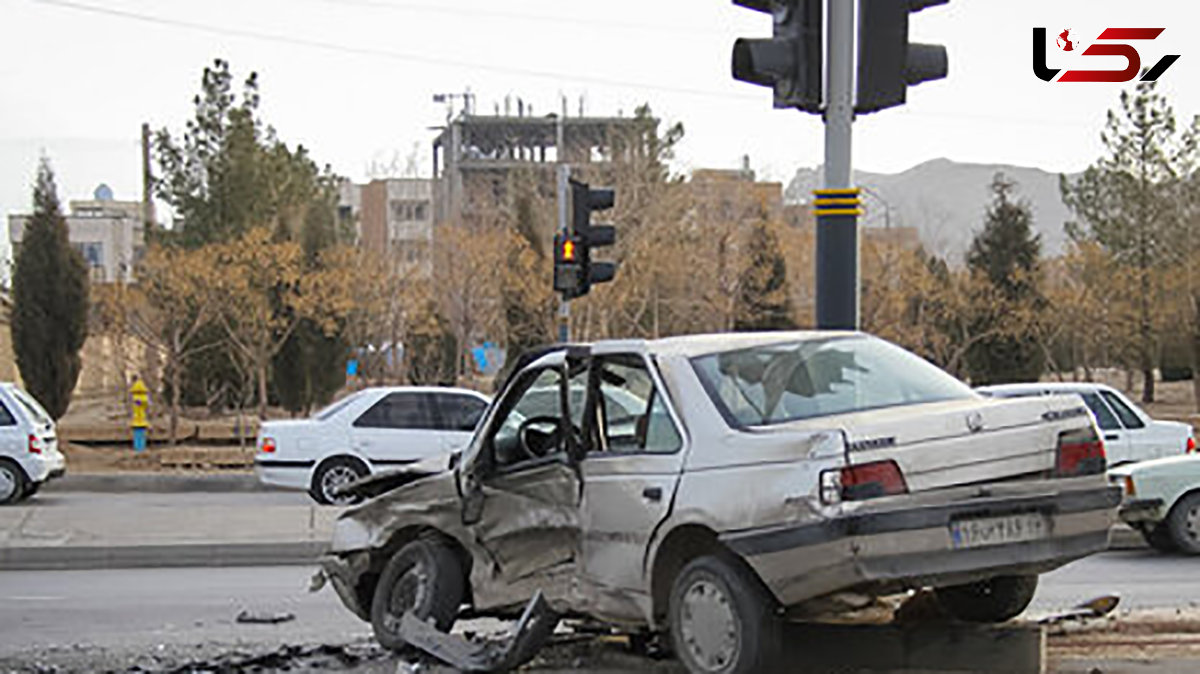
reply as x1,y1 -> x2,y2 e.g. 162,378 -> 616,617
0,383 -> 66,505
255,386 -> 490,505
977,382 -> 1194,466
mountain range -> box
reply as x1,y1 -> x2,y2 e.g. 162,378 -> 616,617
784,158 -> 1080,261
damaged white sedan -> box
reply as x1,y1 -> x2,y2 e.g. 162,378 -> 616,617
317,332 -> 1120,673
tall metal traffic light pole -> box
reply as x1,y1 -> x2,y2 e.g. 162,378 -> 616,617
733,0 -> 948,330
814,0 -> 858,329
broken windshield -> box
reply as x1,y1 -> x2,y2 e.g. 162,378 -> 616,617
691,336 -> 974,427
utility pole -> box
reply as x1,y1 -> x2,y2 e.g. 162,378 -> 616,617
141,123 -> 156,233
814,0 -> 860,330
556,164 -> 570,343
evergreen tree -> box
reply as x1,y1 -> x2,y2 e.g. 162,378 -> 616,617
1061,81 -> 1182,402
965,173 -> 1045,385
497,190 -> 553,384
11,158 -> 90,419
273,200 -> 348,416
734,220 -> 797,331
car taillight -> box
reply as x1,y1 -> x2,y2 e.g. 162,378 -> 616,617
1187,437 -> 1196,454
27,434 -> 41,454
1056,427 -> 1106,477
823,460 -> 908,503
1123,475 -> 1136,497
261,437 -> 276,453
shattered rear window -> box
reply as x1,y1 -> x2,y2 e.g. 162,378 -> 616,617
691,336 -> 973,427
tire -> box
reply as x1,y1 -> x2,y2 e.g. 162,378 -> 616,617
934,574 -> 1038,623
370,538 -> 465,653
0,460 -> 27,506
1141,523 -> 1178,553
310,457 -> 369,506
668,554 -> 781,674
1166,492 -> 1200,555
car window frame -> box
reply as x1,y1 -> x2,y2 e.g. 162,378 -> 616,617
585,353 -> 685,459
1099,390 -> 1146,430
483,364 -> 575,477
352,391 -> 438,430
432,392 -> 489,433
1078,391 -> 1121,431
0,397 -> 15,427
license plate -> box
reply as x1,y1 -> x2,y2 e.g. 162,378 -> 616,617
950,512 -> 1049,549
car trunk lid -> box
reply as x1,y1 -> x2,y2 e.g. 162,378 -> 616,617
834,395 -> 1081,492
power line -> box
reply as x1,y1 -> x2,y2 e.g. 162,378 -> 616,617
29,0 -> 758,102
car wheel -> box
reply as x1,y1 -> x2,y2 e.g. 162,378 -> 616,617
934,574 -> 1038,623
370,538 -> 465,652
0,460 -> 27,505
1166,492 -> 1200,554
668,554 -> 781,674
310,457 -> 368,505
1141,523 -> 1178,553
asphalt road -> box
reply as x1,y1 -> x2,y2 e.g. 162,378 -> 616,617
0,565 -> 367,654
1031,548 -> 1200,613
0,550 -> 1194,652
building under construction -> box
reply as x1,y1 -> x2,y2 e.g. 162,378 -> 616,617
431,105 -> 653,227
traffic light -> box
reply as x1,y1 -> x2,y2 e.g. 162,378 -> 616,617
731,0 -> 822,113
555,179 -> 617,300
856,0 -> 949,114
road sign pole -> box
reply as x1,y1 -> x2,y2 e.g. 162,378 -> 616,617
815,0 -> 860,330
557,164 -> 571,343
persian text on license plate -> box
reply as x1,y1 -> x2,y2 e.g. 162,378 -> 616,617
950,512 -> 1049,549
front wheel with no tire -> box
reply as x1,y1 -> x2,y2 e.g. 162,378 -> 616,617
370,538 -> 465,652
668,554 -> 781,674
1166,492 -> 1200,554
310,457 -> 368,505
934,574 -> 1038,623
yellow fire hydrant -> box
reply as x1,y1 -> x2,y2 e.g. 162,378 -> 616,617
130,377 -> 149,453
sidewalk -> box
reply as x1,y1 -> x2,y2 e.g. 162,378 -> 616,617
0,478 -> 338,570
0,473 -> 1150,571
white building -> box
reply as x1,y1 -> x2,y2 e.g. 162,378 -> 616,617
8,185 -> 145,284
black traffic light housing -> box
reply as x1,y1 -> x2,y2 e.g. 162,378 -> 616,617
555,179 -> 617,300
732,0 -> 823,113
856,0 -> 949,114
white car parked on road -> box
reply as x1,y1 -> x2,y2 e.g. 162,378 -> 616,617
977,382 -> 1194,465
255,386 -> 490,505
0,383 -> 66,505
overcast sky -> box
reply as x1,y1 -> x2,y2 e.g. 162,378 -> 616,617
2,0 -> 1198,229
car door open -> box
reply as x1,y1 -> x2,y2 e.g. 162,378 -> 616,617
464,358 -> 585,589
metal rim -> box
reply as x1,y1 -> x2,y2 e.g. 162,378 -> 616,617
1184,501 -> 1200,542
0,464 -> 18,503
386,555 -> 431,630
321,464 -> 363,505
679,577 -> 740,673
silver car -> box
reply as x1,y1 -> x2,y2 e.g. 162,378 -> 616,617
319,332 -> 1119,673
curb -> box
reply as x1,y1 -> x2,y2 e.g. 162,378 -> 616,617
45,473 -> 270,493
0,541 -> 329,571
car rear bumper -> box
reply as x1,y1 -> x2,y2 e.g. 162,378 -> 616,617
22,450 -> 67,484
722,480 -> 1121,607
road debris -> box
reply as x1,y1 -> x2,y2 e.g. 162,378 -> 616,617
233,609 -> 296,625
1039,594 -> 1122,626
399,590 -> 559,672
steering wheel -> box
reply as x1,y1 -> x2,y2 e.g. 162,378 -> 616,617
516,415 -> 580,461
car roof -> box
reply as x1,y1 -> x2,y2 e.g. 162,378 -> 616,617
562,331 -> 864,360
358,386 -> 489,399
976,382 -> 1114,394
